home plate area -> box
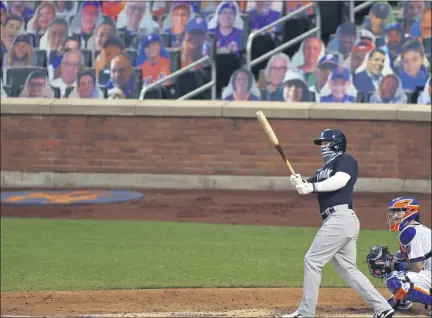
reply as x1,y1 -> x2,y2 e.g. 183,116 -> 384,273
1,287 -> 429,317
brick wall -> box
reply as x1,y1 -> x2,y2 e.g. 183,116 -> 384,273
1,115 -> 430,179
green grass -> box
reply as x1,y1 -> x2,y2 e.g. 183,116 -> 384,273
1,218 -> 398,292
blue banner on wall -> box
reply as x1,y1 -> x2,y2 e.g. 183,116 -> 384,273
0,190 -> 143,205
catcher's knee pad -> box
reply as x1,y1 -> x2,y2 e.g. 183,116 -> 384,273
386,271 -> 431,305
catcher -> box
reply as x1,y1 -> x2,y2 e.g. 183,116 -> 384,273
366,196 -> 431,313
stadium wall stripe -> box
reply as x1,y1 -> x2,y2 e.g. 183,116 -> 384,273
1,171 -> 430,193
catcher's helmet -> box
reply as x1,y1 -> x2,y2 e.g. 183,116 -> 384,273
313,129 -> 347,152
387,196 -> 420,232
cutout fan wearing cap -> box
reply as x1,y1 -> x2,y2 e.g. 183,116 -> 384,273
327,22 -> 358,61
180,15 -> 211,69
309,53 -> 340,102
135,33 -> 171,87
320,67 -> 356,103
344,39 -> 375,74
362,2 -> 395,39
2,33 -> 37,74
380,23 -> 406,70
69,1 -> 103,45
208,1 -> 244,54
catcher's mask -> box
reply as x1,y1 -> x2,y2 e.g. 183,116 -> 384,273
387,196 -> 420,232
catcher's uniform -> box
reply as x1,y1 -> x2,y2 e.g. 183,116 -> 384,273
386,222 -> 432,306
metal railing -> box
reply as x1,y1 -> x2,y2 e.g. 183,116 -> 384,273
139,55 -> 216,100
246,2 -> 321,70
349,1 -> 375,23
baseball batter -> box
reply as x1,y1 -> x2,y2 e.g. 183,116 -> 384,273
283,129 -> 394,318
366,197 -> 431,314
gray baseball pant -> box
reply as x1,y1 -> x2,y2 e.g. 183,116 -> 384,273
297,205 -> 393,317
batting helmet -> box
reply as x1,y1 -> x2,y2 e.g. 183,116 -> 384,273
313,129 -> 347,152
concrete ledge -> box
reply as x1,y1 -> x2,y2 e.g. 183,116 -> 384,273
310,103 -> 406,120
398,104 -> 432,122
135,100 -> 227,117
50,99 -> 139,116
1,171 -> 430,193
1,98 -> 431,122
221,101 -> 313,119
0,98 -> 54,114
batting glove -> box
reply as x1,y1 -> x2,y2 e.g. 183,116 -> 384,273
289,174 -> 304,187
295,182 -> 314,195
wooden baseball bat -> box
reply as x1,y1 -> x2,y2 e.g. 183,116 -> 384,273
256,111 -> 296,175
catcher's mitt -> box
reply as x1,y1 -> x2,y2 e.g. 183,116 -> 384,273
365,245 -> 394,279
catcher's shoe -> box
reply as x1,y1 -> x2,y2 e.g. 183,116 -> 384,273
281,310 -> 305,318
387,296 -> 413,310
373,308 -> 394,318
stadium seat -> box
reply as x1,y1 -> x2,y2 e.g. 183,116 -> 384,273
28,33 -> 36,48
51,85 -> 61,98
174,69 -> 205,99
356,92 -> 365,103
161,32 -> 171,48
250,34 -> 275,79
126,49 -> 137,64
33,33 -> 43,48
6,66 -> 48,96
98,69 -> 110,86
100,85 -> 108,98
169,49 -> 181,73
126,34 -> 138,49
64,86 -> 74,98
141,86 -> 164,99
215,53 -> 241,97
35,49 -> 47,67
82,49 -> 93,68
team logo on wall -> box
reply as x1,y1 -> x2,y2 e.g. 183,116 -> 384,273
0,190 -> 143,205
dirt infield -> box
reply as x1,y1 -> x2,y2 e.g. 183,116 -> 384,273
1,189 -> 431,317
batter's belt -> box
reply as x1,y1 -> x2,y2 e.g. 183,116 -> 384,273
321,204 -> 354,220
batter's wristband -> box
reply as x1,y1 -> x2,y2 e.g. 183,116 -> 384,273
394,261 -> 406,271
312,183 -> 317,193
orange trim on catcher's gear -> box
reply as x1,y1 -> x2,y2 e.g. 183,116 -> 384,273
414,285 -> 431,296
393,287 -> 408,302
391,210 -> 419,232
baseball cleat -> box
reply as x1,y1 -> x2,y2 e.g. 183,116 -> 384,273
373,308 -> 394,318
281,310 -> 306,318
387,296 -> 413,310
